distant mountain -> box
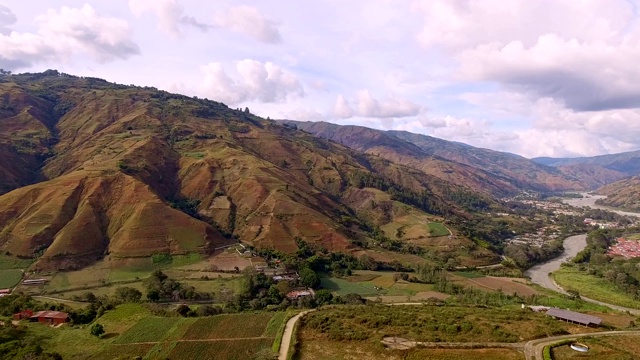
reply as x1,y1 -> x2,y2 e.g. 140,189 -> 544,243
533,151 -> 640,188
0,70 -> 500,271
595,176 -> 640,211
282,121 -> 586,194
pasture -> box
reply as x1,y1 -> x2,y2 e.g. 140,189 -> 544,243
0,269 -> 23,288
25,304 -> 290,360
552,267 -> 640,309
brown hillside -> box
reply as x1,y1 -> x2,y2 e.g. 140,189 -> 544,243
0,71 -> 503,270
595,176 -> 640,211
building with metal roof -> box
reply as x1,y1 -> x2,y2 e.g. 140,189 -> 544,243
546,308 -> 602,327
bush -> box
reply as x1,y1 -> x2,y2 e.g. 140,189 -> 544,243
91,323 -> 105,338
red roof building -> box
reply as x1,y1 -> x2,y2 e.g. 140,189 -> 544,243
13,309 -> 34,320
30,310 -> 69,325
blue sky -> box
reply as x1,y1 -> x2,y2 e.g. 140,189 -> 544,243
2,0 -> 640,158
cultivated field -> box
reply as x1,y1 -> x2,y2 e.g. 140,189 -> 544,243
299,305 -> 578,344
168,338 -> 273,360
0,268 -> 23,288
320,271 -> 444,300
450,274 -> 537,297
19,303 -> 292,360
296,338 -> 525,360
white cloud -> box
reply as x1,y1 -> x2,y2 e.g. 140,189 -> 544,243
200,59 -> 303,105
0,4 -> 139,69
332,90 -> 422,119
129,0 -> 209,36
213,6 -> 281,43
0,4 -> 16,35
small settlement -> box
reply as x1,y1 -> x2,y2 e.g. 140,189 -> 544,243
608,238 -> 640,258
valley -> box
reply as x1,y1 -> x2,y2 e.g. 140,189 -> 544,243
1,71 -> 640,360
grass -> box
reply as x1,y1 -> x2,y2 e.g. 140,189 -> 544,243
0,255 -> 33,270
297,338 -> 525,360
89,344 -> 154,360
454,271 -> 486,279
183,313 -> 274,339
0,269 -> 23,288
551,335 -> 640,359
320,276 -> 383,296
552,267 -> 640,309
428,222 -> 450,237
301,304 -> 574,344
168,338 -> 274,360
114,317 -> 180,343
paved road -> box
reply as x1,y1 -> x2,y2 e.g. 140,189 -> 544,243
523,330 -> 640,360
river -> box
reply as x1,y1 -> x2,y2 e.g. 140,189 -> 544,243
524,193 -> 640,314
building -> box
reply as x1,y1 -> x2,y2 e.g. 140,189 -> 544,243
286,289 -> 315,300
30,310 -> 69,325
545,308 -> 602,327
13,309 -> 33,320
22,279 -> 47,286
0,289 -> 11,297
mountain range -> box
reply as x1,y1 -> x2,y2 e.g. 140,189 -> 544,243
2,70 -> 640,272
0,70 -> 501,271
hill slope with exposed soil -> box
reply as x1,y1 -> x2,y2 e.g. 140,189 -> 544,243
0,70 -> 502,270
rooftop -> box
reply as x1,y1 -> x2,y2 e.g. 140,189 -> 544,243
546,308 -> 602,326
30,310 -> 69,319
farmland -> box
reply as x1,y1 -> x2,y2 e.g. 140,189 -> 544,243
320,270 -> 442,300
17,305 -> 290,360
295,339 -> 525,360
298,305 -> 581,344
115,317 -> 180,343
0,269 -> 23,288
168,338 -> 274,360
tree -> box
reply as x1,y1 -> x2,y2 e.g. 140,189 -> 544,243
115,287 -> 142,303
90,323 -> 105,338
315,289 -> 333,305
147,289 -> 160,302
299,267 -> 320,289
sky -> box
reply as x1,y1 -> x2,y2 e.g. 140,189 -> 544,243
1,0 -> 640,158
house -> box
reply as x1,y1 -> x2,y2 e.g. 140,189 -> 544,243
30,310 -> 69,325
13,309 -> 33,320
286,289 -> 315,300
545,308 -> 602,327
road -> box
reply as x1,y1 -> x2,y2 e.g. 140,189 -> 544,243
277,310 -> 314,360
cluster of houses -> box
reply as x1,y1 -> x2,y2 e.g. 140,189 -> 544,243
607,237 -> 640,259
13,309 -> 69,325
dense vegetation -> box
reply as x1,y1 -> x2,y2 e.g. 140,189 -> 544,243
569,228 -> 640,300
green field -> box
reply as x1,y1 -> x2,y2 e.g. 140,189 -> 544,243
428,222 -> 450,237
183,313 -> 274,339
301,305 -> 571,343
115,317 -> 180,343
0,269 -> 23,288
0,255 -> 33,270
90,344 -> 155,360
552,268 -> 640,310
321,276 -> 382,296
168,338 -> 273,360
